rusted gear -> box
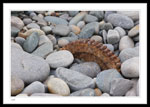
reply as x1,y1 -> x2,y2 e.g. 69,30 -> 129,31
60,39 -> 121,72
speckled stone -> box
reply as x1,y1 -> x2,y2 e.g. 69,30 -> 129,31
47,77 -> 70,96
11,75 -> 24,96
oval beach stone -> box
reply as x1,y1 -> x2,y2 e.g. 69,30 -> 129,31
46,50 -> 74,68
107,13 -> 134,29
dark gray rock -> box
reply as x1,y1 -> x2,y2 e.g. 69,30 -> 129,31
70,62 -> 101,78
133,35 -> 139,42
44,16 -> 68,25
107,13 -> 134,29
96,69 -> 123,93
110,78 -> 133,96
113,43 -> 119,50
23,32 -> 39,53
55,67 -> 95,92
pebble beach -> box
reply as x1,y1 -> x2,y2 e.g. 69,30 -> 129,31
11,11 -> 139,97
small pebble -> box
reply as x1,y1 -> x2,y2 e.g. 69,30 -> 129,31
90,35 -> 103,43
69,25 -> 80,34
41,26 -> 52,34
107,29 -> 120,44
11,75 -> 24,96
58,38 -> 69,47
128,25 -> 139,37
94,88 -> 102,96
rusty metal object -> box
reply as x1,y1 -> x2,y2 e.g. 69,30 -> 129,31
60,39 -> 121,72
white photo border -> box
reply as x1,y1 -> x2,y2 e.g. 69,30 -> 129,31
3,3 -> 147,104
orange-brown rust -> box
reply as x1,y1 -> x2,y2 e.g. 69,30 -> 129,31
60,39 -> 121,72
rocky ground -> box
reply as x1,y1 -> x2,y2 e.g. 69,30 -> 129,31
11,11 -> 139,97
